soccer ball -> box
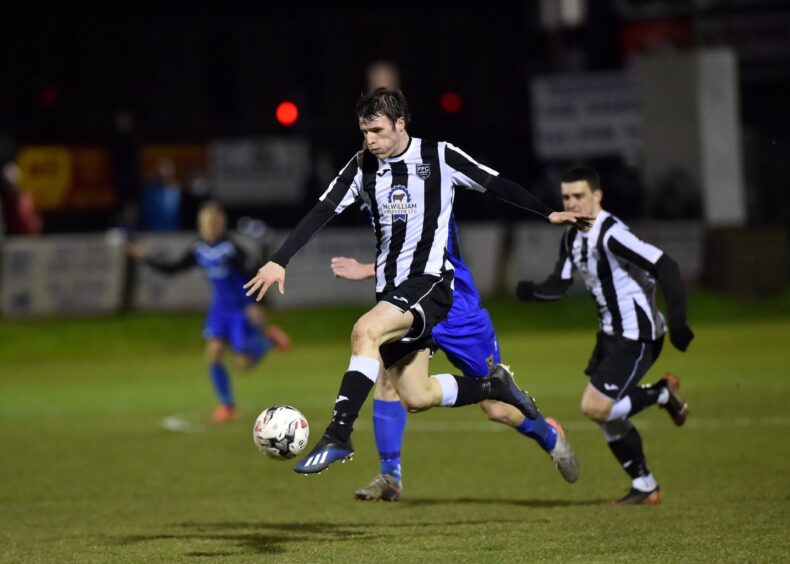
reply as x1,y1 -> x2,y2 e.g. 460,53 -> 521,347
253,405 -> 309,460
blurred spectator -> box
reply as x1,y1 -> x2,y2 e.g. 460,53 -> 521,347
141,158 -> 182,231
111,109 -> 142,208
366,61 -> 400,92
1,161 -> 42,236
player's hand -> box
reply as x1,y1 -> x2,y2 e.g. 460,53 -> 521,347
127,243 -> 145,262
515,280 -> 537,302
331,256 -> 375,281
669,324 -> 694,352
548,211 -> 595,232
244,261 -> 286,301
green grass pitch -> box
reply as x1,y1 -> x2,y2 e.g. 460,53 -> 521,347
1,293 -> 789,562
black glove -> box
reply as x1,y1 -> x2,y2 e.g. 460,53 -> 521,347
669,324 -> 694,352
516,281 -> 537,302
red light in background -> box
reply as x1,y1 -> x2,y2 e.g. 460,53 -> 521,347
276,101 -> 299,126
440,91 -> 462,113
38,85 -> 61,109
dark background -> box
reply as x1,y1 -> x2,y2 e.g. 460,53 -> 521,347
2,0 -> 789,229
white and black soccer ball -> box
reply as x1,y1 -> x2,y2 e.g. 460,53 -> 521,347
253,405 -> 309,460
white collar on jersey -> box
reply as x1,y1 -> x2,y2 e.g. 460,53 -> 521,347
582,209 -> 611,239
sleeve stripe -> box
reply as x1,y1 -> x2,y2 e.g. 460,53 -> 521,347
320,154 -> 360,207
606,234 -> 662,273
445,146 -> 493,187
560,257 -> 573,279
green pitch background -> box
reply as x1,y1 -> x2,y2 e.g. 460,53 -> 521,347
1,293 -> 789,562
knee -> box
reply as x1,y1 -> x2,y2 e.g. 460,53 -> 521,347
236,355 -> 253,371
480,400 -> 512,424
206,343 -> 224,364
351,319 -> 380,350
400,392 -> 433,413
580,396 -> 610,423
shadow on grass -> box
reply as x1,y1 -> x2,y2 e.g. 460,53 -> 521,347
405,497 -> 608,508
113,502 -> 603,557
113,516 -> 552,557
114,523 -> 379,556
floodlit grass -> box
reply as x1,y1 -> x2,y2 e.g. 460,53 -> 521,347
1,292 -> 789,562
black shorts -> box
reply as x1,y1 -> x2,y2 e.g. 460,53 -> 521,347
377,272 -> 453,370
584,332 -> 664,400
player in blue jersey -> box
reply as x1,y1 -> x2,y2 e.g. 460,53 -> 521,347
331,214 -> 579,501
129,201 -> 290,422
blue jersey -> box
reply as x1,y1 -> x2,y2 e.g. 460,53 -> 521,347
443,216 -> 484,325
145,235 -> 256,312
432,216 -> 501,378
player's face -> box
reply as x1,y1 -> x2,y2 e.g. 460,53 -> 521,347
198,211 -> 226,243
359,115 -> 408,160
561,181 -> 602,217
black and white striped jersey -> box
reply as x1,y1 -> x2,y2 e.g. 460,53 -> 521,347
319,137 -> 498,293
554,211 -> 666,341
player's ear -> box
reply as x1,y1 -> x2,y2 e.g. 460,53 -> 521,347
395,117 -> 405,132
594,188 -> 603,205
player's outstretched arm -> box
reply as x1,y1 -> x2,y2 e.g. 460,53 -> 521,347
654,255 -> 694,351
516,276 -> 572,302
547,210 -> 595,231
244,261 -> 286,301
516,231 -> 574,302
128,243 -> 197,274
331,257 -> 375,281
244,200 -> 340,301
443,145 -> 593,230
486,176 -> 594,230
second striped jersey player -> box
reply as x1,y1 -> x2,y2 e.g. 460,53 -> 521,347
517,166 -> 694,504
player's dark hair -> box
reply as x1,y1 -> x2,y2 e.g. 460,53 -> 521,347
561,166 -> 601,191
356,87 -> 411,127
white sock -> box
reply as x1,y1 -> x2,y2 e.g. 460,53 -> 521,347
657,387 -> 670,406
431,373 -> 458,407
607,397 -> 632,421
348,355 -> 380,383
632,473 -> 658,492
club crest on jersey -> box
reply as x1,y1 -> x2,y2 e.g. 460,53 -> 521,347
384,185 -> 417,222
416,163 -> 431,180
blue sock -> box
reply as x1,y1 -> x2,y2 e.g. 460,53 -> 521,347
373,399 -> 407,480
210,362 -> 234,406
516,413 -> 557,452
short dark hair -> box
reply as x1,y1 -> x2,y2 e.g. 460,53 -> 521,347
561,166 -> 601,191
355,87 -> 411,126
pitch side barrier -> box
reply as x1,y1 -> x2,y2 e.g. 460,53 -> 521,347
0,222 -> 704,318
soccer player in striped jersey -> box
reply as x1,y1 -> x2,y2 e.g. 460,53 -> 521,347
129,202 -> 290,423
245,88 -> 592,476
331,214 -> 579,501
516,166 -> 694,505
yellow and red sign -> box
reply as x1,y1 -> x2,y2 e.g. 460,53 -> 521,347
17,146 -> 115,211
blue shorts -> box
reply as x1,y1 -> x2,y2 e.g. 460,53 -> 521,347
432,308 -> 501,378
203,308 -> 266,357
